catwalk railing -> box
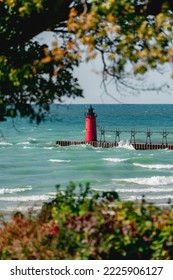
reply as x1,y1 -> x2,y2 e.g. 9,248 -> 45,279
98,127 -> 172,145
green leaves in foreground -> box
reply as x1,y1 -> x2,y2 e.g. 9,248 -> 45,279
0,182 -> 173,260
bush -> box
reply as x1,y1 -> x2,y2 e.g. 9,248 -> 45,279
0,182 -> 173,260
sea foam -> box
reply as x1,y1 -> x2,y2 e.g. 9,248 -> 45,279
0,194 -> 54,202
112,176 -> 173,186
133,163 -> 173,169
114,187 -> 173,193
117,140 -> 135,150
48,159 -> 71,163
0,141 -> 13,146
17,141 -> 30,145
0,186 -> 32,194
3,205 -> 42,213
125,195 -> 173,201
102,158 -> 129,163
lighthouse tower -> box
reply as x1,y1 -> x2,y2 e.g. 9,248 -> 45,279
85,105 -> 97,142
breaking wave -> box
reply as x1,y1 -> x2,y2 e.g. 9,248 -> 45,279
112,176 -> 173,186
48,159 -> 71,163
102,158 -> 129,163
0,194 -> 54,202
133,163 -> 173,169
3,205 -> 42,213
117,140 -> 135,150
125,195 -> 173,201
0,186 -> 32,194
114,187 -> 173,193
0,141 -> 13,146
17,141 -> 30,145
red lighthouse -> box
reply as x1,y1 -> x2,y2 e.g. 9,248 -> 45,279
85,105 -> 97,142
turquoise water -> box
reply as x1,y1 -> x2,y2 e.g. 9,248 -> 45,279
1,104 -> 173,213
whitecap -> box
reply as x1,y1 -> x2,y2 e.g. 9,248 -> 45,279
114,187 -> 173,193
112,176 -> 173,186
48,159 -> 71,163
146,195 -> 173,200
123,196 -> 140,201
47,192 -> 57,196
3,205 -> 42,213
102,158 -> 129,163
17,142 -> 30,145
0,141 -> 13,146
133,163 -> 173,169
0,194 -> 53,202
125,195 -> 173,201
117,140 -> 135,150
0,186 -> 32,194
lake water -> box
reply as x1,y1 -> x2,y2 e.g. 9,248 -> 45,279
1,104 -> 173,214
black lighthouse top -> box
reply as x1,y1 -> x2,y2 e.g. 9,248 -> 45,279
85,105 -> 97,117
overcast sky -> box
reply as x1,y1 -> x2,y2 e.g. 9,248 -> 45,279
37,31 -> 173,105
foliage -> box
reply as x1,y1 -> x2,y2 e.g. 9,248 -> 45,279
0,1 -> 173,121
0,182 -> 173,260
0,39 -> 82,123
67,1 -> 173,80
0,0 -> 83,123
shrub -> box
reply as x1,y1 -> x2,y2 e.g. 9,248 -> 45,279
0,182 -> 173,260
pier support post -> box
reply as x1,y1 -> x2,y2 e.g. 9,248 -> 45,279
145,129 -> 153,144
161,130 -> 169,145
115,129 -> 121,144
100,127 -> 106,142
130,129 -> 137,144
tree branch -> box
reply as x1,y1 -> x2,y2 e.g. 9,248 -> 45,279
0,0 -> 74,53
0,0 -> 172,55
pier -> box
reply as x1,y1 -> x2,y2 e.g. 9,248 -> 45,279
56,140 -> 173,150
56,105 -> 173,150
